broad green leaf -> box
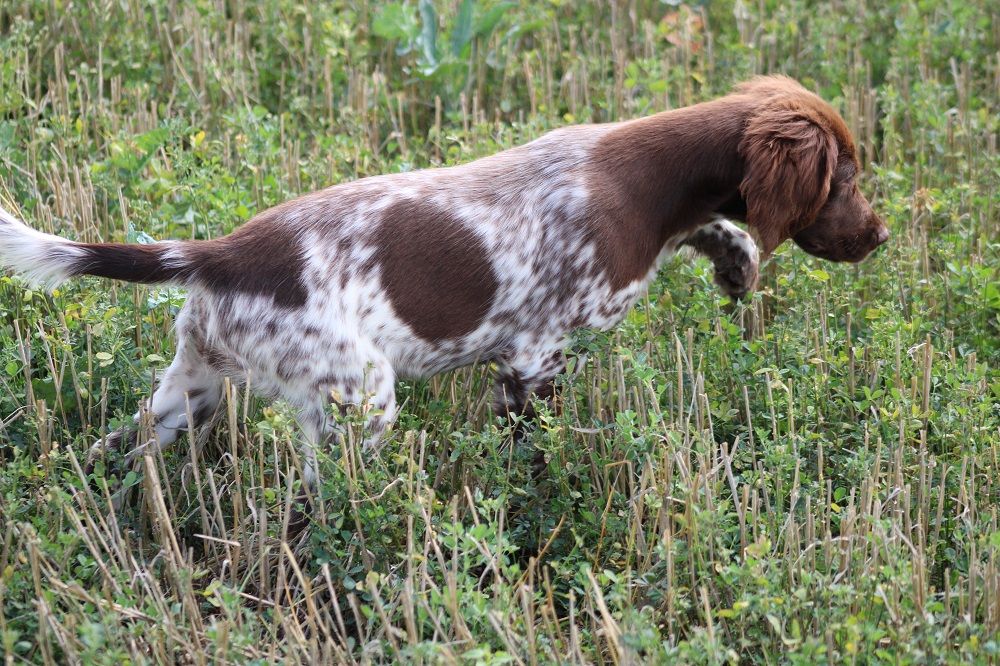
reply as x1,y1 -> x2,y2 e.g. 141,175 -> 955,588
451,0 -> 474,57
475,2 -> 514,37
418,0 -> 438,65
372,3 -> 418,42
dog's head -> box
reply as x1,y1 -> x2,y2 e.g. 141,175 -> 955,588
737,76 -> 889,261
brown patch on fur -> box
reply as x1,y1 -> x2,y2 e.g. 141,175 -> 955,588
205,350 -> 230,372
188,328 -> 230,373
187,210 -> 308,308
191,400 -> 218,429
72,243 -> 185,283
373,202 -> 498,342
185,387 -> 207,401
586,96 -> 751,289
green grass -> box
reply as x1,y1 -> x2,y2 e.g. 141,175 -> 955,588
1,0 -> 999,663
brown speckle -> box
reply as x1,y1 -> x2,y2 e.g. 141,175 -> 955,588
188,207 -> 309,308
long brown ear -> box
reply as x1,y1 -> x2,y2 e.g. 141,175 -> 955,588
739,100 -> 838,257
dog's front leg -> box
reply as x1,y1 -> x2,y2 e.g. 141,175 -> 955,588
683,219 -> 760,300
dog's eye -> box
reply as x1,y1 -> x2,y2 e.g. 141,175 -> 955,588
829,178 -> 851,198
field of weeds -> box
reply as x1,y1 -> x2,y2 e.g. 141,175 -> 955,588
0,1 -> 998,663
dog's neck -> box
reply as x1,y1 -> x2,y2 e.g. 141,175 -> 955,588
584,97 -> 754,289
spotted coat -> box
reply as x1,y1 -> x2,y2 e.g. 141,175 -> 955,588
0,76 -> 889,484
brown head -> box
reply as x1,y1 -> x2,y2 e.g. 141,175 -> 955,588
736,76 -> 889,262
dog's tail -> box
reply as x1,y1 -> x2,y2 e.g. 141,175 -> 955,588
0,205 -> 195,289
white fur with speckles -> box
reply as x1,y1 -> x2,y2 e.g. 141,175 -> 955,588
0,127 -> 757,486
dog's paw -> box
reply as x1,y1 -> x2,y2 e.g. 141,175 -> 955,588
85,427 -> 137,476
712,245 -> 759,300
684,220 -> 759,301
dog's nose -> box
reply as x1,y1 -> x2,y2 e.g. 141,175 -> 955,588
874,225 -> 890,245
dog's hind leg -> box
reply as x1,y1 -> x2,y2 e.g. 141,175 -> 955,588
86,310 -> 224,471
493,346 -> 567,422
295,342 -> 397,488
284,344 -> 396,533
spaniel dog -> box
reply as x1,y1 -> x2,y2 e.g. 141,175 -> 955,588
0,76 -> 888,484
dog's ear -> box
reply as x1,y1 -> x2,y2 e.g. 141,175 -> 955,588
739,100 -> 838,257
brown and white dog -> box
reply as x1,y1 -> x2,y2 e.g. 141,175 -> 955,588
0,76 -> 888,484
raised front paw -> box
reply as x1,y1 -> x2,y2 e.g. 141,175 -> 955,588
712,243 -> 759,300
684,220 -> 759,301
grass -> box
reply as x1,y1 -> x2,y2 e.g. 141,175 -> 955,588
0,0 -> 998,663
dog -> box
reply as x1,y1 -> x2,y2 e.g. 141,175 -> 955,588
0,76 -> 888,485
